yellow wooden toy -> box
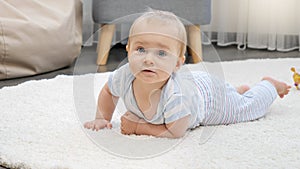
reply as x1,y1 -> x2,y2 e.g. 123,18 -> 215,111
291,67 -> 300,90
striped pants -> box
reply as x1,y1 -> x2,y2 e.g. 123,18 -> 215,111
194,73 -> 278,125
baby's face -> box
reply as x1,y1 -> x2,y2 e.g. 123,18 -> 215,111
127,20 -> 184,84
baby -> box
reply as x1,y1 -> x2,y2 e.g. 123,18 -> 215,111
84,9 -> 291,138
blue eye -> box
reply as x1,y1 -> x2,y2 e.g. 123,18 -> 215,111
137,47 -> 146,53
158,50 -> 167,57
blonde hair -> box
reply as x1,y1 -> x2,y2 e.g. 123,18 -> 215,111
128,8 -> 187,58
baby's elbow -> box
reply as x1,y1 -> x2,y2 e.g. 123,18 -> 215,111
172,134 -> 184,139
170,130 -> 187,139
166,118 -> 190,139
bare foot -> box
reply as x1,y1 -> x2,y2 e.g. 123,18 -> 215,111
236,85 -> 250,94
262,77 -> 291,98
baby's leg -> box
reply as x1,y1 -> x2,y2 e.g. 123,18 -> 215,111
262,77 -> 291,98
202,80 -> 277,125
224,81 -> 278,124
198,73 -> 288,125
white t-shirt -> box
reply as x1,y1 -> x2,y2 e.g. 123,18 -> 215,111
107,63 -> 205,129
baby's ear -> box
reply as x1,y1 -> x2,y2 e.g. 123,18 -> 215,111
180,55 -> 186,64
126,39 -> 131,52
174,56 -> 185,71
126,44 -> 129,52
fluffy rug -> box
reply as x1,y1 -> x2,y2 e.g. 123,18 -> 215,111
1,58 -> 300,169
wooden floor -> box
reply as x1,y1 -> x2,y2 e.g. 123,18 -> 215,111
1,43 -> 299,89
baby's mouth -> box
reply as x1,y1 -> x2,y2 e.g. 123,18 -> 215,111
141,69 -> 157,75
142,69 -> 155,73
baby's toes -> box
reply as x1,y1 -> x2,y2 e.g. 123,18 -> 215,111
94,124 -> 101,131
84,122 -> 90,129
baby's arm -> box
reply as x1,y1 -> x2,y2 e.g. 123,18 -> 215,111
121,112 -> 190,138
84,82 -> 119,131
137,115 -> 190,138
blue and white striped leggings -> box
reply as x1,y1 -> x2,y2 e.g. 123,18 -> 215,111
194,73 -> 277,125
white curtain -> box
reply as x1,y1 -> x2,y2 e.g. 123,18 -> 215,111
201,0 -> 300,51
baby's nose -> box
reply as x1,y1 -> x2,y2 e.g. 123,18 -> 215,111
143,52 -> 155,64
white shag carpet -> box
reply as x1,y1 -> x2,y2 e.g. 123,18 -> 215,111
1,58 -> 300,169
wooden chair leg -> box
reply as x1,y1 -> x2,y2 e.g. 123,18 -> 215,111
96,24 -> 116,65
187,24 -> 203,63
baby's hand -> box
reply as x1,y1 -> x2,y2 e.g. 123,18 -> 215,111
84,119 -> 112,131
121,111 -> 141,135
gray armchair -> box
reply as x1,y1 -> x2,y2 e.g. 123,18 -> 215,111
93,0 -> 211,65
